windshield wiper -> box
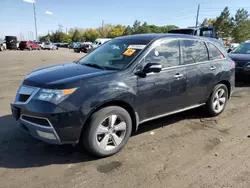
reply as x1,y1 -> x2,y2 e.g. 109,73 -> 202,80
84,63 -> 106,70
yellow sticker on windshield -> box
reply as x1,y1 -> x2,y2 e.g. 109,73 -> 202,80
123,49 -> 136,56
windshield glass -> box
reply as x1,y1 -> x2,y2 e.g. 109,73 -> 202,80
77,39 -> 149,70
45,42 -> 50,45
232,43 -> 250,54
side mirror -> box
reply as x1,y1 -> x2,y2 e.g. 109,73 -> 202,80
228,49 -> 232,53
143,63 -> 162,74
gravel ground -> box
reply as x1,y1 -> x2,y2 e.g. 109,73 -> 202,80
0,49 -> 250,188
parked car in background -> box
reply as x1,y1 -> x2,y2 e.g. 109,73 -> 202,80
0,39 -> 6,51
19,41 -> 40,50
227,43 -> 239,53
43,42 -> 58,50
74,43 -> 93,53
11,34 -> 235,157
92,38 -> 112,48
229,41 -> 250,81
37,42 -> 45,49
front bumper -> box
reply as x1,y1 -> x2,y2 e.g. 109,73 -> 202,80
19,114 -> 61,144
11,85 -> 84,145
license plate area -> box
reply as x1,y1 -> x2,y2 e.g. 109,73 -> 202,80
11,104 -> 20,120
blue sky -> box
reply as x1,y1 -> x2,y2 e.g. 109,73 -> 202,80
0,0 -> 249,40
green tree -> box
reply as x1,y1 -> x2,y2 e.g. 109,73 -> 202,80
71,29 -> 85,42
50,31 -> 71,43
123,26 -> 133,35
107,25 -> 126,38
84,29 -> 101,42
201,18 -> 216,26
97,24 -> 114,37
232,8 -> 250,42
132,20 -> 141,34
214,7 -> 233,37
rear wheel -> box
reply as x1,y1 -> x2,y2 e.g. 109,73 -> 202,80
205,84 -> 228,117
81,106 -> 132,157
0,45 -> 4,51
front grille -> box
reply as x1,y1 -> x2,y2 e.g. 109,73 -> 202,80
235,61 -> 248,67
19,94 -> 30,102
22,115 -> 51,127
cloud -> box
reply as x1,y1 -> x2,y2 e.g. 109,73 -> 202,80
45,11 -> 53,15
23,0 -> 35,3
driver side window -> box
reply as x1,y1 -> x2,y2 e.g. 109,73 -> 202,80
144,40 -> 180,68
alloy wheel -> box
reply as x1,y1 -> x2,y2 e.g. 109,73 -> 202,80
212,88 -> 227,113
96,115 -> 127,151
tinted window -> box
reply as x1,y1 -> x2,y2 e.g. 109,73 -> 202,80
207,43 -> 224,60
180,40 -> 208,65
144,40 -> 180,68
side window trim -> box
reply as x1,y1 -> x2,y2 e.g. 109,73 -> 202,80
206,41 -> 226,61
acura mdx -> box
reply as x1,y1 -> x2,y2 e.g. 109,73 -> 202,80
11,34 -> 235,157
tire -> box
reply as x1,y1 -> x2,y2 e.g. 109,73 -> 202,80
0,45 -> 3,51
205,84 -> 228,117
81,106 -> 132,157
29,46 -> 32,51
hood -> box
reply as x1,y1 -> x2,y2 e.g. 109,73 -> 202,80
229,53 -> 250,61
23,63 -> 115,88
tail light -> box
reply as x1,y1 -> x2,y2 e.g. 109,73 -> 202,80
232,61 -> 236,68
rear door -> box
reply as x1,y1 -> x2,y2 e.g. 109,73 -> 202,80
136,39 -> 188,121
206,42 -> 227,91
180,39 -> 212,106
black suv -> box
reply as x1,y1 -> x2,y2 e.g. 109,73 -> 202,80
11,34 -> 235,157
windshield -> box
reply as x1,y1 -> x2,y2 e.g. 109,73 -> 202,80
232,43 -> 250,54
45,42 -> 50,45
77,39 -> 149,70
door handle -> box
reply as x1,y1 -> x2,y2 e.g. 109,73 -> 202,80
210,66 -> 216,71
174,73 -> 184,79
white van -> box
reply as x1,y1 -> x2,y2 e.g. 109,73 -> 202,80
92,38 -> 111,47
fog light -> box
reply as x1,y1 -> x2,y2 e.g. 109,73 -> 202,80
36,130 -> 56,140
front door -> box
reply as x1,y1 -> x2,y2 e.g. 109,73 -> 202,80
136,39 -> 188,121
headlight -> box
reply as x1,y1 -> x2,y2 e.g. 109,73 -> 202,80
35,88 -> 77,104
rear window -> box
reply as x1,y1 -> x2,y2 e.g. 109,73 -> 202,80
207,43 -> 224,60
180,39 -> 209,65
20,41 -> 27,44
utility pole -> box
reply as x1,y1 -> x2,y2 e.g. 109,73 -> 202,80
102,20 -> 104,37
33,2 -> 38,41
195,4 -> 200,27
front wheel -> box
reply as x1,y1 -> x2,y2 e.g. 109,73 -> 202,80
205,84 -> 228,117
81,106 -> 132,157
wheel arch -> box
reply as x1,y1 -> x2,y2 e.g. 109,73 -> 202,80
217,80 -> 231,98
83,100 -> 139,133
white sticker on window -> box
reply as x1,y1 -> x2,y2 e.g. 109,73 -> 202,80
127,45 -> 146,50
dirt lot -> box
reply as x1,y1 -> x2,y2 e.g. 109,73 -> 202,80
0,49 -> 250,188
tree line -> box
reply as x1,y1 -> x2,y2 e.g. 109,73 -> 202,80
39,21 -> 178,43
201,7 -> 250,43
40,7 -> 250,44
